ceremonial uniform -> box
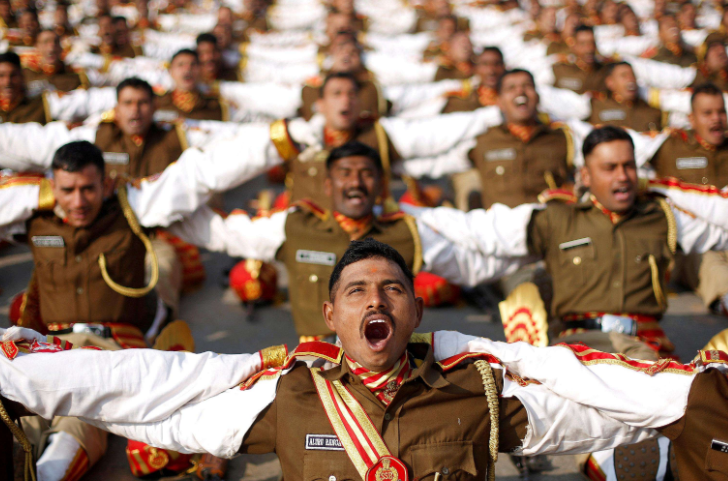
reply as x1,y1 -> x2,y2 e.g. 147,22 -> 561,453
90,43 -> 141,58
0,94 -> 50,124
643,44 -> 697,67
442,84 -> 498,113
552,58 -> 607,94
691,66 -> 728,91
588,94 -> 664,132
468,123 -> 574,209
275,202 -> 420,337
22,62 -> 87,93
156,89 -> 227,121
94,118 -> 186,179
434,61 -> 473,81
299,71 -> 387,121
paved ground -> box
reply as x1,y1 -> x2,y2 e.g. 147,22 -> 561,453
2,182 -> 727,480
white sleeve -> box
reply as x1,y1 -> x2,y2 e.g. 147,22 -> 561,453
396,139 -> 476,178
673,204 -> 728,253
166,206 -> 288,262
402,203 -> 539,258
0,348 -> 263,424
218,81 -> 301,120
384,79 -> 463,117
631,129 -> 669,168
127,123 -> 282,228
380,107 -> 502,159
647,179 -> 728,229
365,52 -> 438,86
0,183 -> 39,239
0,122 -> 97,171
418,218 -> 533,286
82,376 -> 278,458
46,87 -> 117,121
625,55 -> 697,89
536,85 -> 592,121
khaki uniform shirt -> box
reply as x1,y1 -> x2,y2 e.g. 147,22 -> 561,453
299,71 -> 387,121
468,123 -> 573,208
23,65 -> 85,93
650,130 -> 728,187
25,198 -> 149,327
552,61 -> 607,94
588,96 -> 664,132
90,43 -> 140,58
690,68 -> 728,91
0,95 -> 49,124
286,123 -> 400,209
241,345 -> 528,481
434,63 -> 472,82
156,90 -> 225,121
275,206 -> 419,336
528,196 -> 674,319
648,45 -> 697,68
94,121 -> 185,179
441,87 -> 497,114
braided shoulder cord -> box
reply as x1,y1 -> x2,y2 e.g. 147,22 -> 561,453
474,360 -> 499,481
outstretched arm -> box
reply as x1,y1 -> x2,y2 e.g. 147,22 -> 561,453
0,122 -> 96,171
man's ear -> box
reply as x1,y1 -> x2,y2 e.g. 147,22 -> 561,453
102,176 -> 115,198
580,164 -> 592,188
414,296 -> 424,329
323,300 -> 336,332
604,75 -> 615,93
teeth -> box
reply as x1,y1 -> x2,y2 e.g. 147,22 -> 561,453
514,95 -> 527,106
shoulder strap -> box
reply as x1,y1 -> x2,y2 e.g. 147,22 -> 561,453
402,214 -> 423,275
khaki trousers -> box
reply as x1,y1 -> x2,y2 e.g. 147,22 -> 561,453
672,250 -> 728,307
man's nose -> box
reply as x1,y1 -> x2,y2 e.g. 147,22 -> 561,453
366,288 -> 388,310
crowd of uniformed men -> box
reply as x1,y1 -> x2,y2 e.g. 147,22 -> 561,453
1,0 -> 728,479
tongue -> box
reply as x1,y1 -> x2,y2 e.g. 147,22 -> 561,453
366,323 -> 390,341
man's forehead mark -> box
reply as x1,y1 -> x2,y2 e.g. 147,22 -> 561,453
370,267 -> 377,273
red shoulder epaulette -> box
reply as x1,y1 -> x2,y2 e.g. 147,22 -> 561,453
20,52 -> 40,71
377,210 -> 407,222
537,188 -> 577,203
304,75 -> 323,88
666,127 -> 689,142
591,91 -> 607,101
699,349 -> 728,365
0,172 -> 44,188
554,53 -> 571,64
444,88 -> 469,99
640,46 -> 658,59
437,352 -> 501,371
292,199 -> 328,220
648,177 -> 728,198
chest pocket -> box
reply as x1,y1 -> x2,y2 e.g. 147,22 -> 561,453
294,261 -> 334,317
303,451 -> 360,481
705,447 -> 728,478
628,239 -> 670,307
410,441 -> 478,481
557,241 -> 595,284
33,245 -> 67,291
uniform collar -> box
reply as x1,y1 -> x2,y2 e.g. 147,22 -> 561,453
320,344 -> 450,389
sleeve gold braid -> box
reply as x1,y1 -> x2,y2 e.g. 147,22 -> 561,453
474,360 -> 499,481
41,93 -> 51,124
269,119 -> 299,161
175,122 -> 189,151
260,345 -> 288,369
37,179 -> 55,211
403,215 -> 423,275
0,398 -> 37,481
649,254 -> 667,310
657,198 -> 677,254
373,121 -> 395,209
98,186 -> 159,298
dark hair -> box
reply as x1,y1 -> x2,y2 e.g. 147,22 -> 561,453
691,82 -> 724,107
0,51 -> 21,68
18,8 -> 38,20
328,238 -> 414,300
196,32 -> 218,47
479,46 -> 504,62
326,141 -> 383,173
604,60 -> 632,77
51,141 -> 105,176
574,24 -> 594,36
496,68 -> 535,94
320,71 -> 360,98
171,48 -> 198,63
116,77 -> 154,100
112,15 -> 127,25
582,126 -> 634,159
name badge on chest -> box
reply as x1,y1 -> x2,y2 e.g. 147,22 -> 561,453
557,77 -> 582,90
306,434 -> 345,451
103,152 -> 130,165
31,236 -> 65,248
598,109 -> 626,122
559,237 -> 591,250
485,148 -> 516,162
712,439 -> 728,453
154,110 -> 180,123
296,249 -> 336,266
676,157 -> 708,170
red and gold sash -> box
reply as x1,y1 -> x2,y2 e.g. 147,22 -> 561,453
310,367 -> 409,481
346,353 -> 411,405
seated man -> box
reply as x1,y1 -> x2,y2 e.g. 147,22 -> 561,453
642,15 -> 697,67
196,32 -> 241,83
0,51 -> 49,124
692,40 -> 728,91
434,31 -> 474,81
23,29 -> 87,94
442,46 -> 505,113
552,24 -> 608,94
7,8 -> 39,47
91,15 -> 137,58
588,61 -> 664,132
2,240 -> 728,480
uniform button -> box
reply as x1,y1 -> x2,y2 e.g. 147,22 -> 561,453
572,256 -> 581,265
384,413 -> 392,421
495,166 -> 505,175
76,287 -> 83,295
635,255 -> 641,263
613,281 -> 621,288
329,476 -> 336,481
442,467 -> 450,475
109,170 -> 117,179
308,167 -> 318,177
702,177 -> 709,185
309,274 -> 318,283
75,255 -> 82,263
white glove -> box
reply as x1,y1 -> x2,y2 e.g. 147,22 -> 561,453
0,326 -> 47,343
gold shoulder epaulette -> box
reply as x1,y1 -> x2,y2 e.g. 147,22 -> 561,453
377,210 -> 406,222
100,109 -> 116,122
304,75 -> 324,88
537,188 -> 577,204
437,352 -> 502,371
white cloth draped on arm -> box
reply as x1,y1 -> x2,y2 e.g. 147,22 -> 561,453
218,81 -> 302,120
0,182 -> 41,239
625,55 -> 697,89
647,179 -> 728,230
0,122 -> 97,171
46,87 -> 117,122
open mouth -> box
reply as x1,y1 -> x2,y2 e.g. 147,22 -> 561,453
363,315 -> 393,351
514,95 -> 528,107
344,189 -> 366,206
612,185 -> 631,202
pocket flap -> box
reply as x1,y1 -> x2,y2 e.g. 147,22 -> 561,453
303,451 -> 361,481
410,441 -> 477,479
706,442 -> 728,475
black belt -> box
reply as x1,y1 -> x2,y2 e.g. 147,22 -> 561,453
564,315 -> 637,336
52,323 -> 113,338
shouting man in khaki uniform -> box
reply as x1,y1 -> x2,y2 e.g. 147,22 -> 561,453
552,25 -> 608,95
0,51 -> 50,124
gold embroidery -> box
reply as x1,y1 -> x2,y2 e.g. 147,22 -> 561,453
260,344 -> 288,369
